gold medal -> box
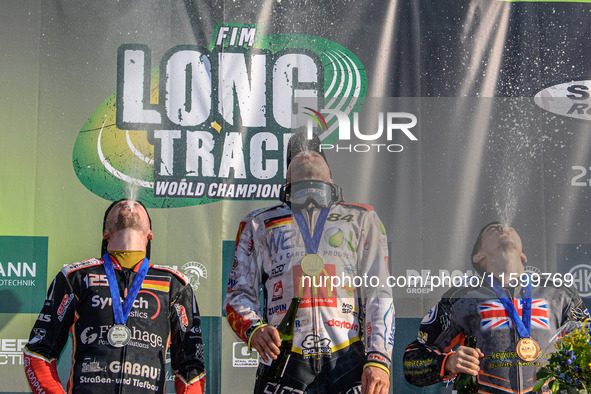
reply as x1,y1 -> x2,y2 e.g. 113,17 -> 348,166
516,337 -> 539,361
301,254 -> 325,276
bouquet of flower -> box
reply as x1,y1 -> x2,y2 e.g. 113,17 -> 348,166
534,320 -> 591,393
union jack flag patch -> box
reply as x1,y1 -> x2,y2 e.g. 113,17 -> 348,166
478,298 -> 549,331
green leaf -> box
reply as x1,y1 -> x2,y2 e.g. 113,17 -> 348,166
535,368 -> 551,380
532,380 -> 546,393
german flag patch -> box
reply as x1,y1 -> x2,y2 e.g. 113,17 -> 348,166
265,215 -> 292,230
142,276 -> 171,292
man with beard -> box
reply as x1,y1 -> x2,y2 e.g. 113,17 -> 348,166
403,222 -> 588,394
24,199 -> 206,393
224,132 -> 394,394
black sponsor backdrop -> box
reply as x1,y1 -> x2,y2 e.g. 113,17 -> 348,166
557,244 -> 591,309
185,1 -> 591,97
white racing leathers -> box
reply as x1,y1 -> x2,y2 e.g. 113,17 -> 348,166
224,202 -> 394,375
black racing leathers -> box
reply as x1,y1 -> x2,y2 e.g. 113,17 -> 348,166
403,278 -> 588,394
24,256 -> 206,394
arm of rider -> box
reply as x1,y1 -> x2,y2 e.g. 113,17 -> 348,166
250,326 -> 282,363
444,346 -> 484,376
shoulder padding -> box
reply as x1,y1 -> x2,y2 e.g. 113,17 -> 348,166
151,264 -> 190,286
61,258 -> 102,277
339,202 -> 375,212
245,202 -> 286,220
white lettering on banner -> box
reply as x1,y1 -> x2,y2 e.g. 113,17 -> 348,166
273,54 -> 319,129
218,132 -> 246,177
207,182 -> 280,199
0,279 -> 35,286
153,180 -> 283,198
0,339 -> 28,365
568,264 -> 591,297
570,166 -> 591,188
118,48 -> 316,127
250,132 -> 279,179
2,339 -> 30,352
0,262 -> 36,277
215,26 -> 257,47
0,353 -> 23,365
117,44 -> 320,180
186,131 -> 215,177
153,130 -> 285,180
154,180 -> 206,197
218,53 -> 267,128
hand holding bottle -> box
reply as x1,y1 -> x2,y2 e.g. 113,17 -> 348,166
256,298 -> 300,383
250,326 -> 281,363
449,336 -> 481,393
445,343 -> 483,376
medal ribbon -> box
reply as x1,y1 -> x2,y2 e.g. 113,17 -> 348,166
102,253 -> 150,325
488,275 -> 532,338
293,207 -> 331,254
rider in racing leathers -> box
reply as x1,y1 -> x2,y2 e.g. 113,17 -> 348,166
224,132 -> 394,394
23,199 -> 206,394
403,222 -> 589,394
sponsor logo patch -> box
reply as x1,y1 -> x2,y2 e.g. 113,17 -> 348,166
535,80 -> 591,121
